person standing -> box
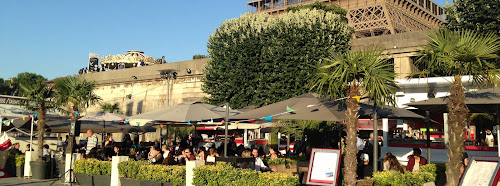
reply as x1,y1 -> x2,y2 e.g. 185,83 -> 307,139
86,129 -> 98,155
485,129 -> 495,147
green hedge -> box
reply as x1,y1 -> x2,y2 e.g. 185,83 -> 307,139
137,164 -> 185,185
266,158 -> 297,165
193,162 -> 299,186
372,164 -> 437,186
74,159 -> 112,176
118,160 -> 185,186
118,160 -> 150,179
16,154 -> 25,167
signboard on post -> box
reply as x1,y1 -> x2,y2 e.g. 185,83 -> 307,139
89,53 -> 99,72
306,148 -> 342,186
459,156 -> 500,186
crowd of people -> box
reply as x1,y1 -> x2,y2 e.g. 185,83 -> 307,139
78,56 -> 167,74
75,130 -> 284,172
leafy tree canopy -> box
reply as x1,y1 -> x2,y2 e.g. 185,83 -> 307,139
11,72 -> 47,96
0,78 -> 14,95
193,54 -> 210,60
446,0 -> 500,36
203,9 -> 353,109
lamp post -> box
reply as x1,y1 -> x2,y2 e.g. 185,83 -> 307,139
160,70 -> 177,146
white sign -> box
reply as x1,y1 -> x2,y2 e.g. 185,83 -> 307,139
306,148 -> 342,186
460,156 -> 500,186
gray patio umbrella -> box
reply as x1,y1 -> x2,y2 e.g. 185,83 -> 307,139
406,87 -> 500,113
128,101 -> 241,123
79,111 -> 128,147
231,93 -> 425,121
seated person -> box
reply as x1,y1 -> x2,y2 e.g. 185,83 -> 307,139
252,148 -> 275,172
179,148 -> 196,165
147,146 -> 163,164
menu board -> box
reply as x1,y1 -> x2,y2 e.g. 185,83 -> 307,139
460,156 -> 500,186
306,148 -> 342,186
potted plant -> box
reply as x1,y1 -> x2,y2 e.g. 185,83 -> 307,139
21,83 -> 58,180
15,154 -> 25,178
267,158 -> 297,173
92,161 -> 112,186
118,160 -> 148,186
5,154 -> 16,177
74,159 -> 93,186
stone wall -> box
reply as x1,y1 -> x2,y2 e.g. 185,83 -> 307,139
80,58 -> 210,115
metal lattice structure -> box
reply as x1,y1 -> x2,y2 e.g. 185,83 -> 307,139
247,0 -> 445,38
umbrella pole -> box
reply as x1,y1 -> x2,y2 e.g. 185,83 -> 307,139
160,126 -> 162,147
102,120 -> 106,148
166,125 -> 169,146
373,107 -> 379,173
224,102 -> 229,157
426,111 -> 431,163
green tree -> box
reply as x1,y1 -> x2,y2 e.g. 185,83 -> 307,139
100,103 -> 120,113
415,29 -> 500,185
12,72 -> 47,96
21,83 -> 58,160
310,47 -> 398,186
55,76 -> 100,153
203,8 -> 353,109
0,78 -> 14,95
192,54 -> 210,60
446,0 -> 500,36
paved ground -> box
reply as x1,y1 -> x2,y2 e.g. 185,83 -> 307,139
0,177 -> 67,186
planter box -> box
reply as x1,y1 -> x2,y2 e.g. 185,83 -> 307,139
75,173 -> 93,186
16,166 -> 24,178
162,182 -> 174,186
93,175 -> 111,186
120,177 -> 141,186
30,161 -> 48,179
270,164 -> 296,173
357,179 -> 375,186
57,163 -> 65,178
140,179 -> 162,186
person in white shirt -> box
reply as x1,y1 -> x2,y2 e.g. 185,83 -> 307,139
252,148 -> 275,172
86,129 -> 98,155
485,129 -> 495,147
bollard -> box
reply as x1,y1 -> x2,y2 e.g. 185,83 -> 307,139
186,160 -> 205,186
111,156 -> 129,186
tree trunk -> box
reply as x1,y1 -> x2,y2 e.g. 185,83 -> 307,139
66,106 -> 78,155
344,84 -> 360,186
445,75 -> 469,186
37,106 -> 47,160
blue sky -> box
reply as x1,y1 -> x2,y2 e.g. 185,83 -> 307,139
0,0 -> 450,80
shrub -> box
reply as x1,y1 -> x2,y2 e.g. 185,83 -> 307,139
373,165 -> 437,186
5,154 -> 16,167
15,154 -> 25,167
74,158 -> 111,176
193,162 -> 299,186
136,164 -> 186,186
266,158 -> 297,165
118,160 -> 149,179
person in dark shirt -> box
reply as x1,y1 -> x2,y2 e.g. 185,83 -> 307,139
10,143 -> 22,155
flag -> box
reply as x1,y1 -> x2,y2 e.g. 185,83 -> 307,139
286,106 -> 294,112
187,121 -> 191,125
235,121 -> 240,124
353,96 -> 360,102
249,119 -> 256,123
264,116 -> 273,122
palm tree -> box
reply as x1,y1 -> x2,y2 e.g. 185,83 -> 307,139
310,47 -> 398,185
415,29 -> 500,185
100,103 -> 120,113
21,83 -> 58,160
55,76 -> 100,154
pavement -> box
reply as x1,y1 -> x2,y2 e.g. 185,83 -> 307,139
0,177 -> 67,186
